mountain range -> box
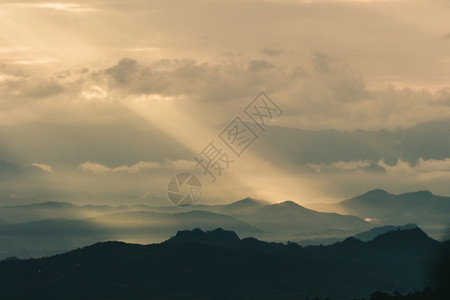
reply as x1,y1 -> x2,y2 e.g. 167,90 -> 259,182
337,189 -> 450,236
0,227 -> 447,300
0,189 -> 449,258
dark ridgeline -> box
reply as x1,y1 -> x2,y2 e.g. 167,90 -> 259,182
0,227 -> 448,300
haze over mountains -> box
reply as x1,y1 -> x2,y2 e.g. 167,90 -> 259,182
0,189 -> 449,259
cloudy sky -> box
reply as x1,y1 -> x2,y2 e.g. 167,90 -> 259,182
1,0 -> 450,206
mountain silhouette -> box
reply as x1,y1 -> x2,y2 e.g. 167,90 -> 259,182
341,189 -> 450,216
1,192 -> 448,259
0,197 -> 374,258
167,227 -> 241,248
217,197 -> 269,215
0,210 -> 259,258
167,227 -> 439,263
339,189 -> 450,233
354,224 -> 418,242
241,200 -> 372,238
0,226 -> 443,300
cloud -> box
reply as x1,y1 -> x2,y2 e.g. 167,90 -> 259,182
384,158 -> 450,174
104,58 -> 139,85
2,53 -> 450,133
361,162 -> 386,173
163,159 -> 197,170
247,60 -> 275,72
2,53 -> 450,132
0,0 -> 449,206
0,74 -> 21,83
0,70 -> 65,100
260,47 -> 284,57
79,161 -> 163,174
278,60 -> 450,130
16,3 -> 96,12
82,86 -> 108,101
31,163 -> 53,173
312,52 -> 331,73
299,157 -> 450,200
11,58 -> 58,65
258,0 -> 404,2
78,160 -> 195,174
100,58 -> 280,105
308,160 -> 386,174
255,118 -> 450,175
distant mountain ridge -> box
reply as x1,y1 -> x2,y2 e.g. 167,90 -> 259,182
217,197 -> 268,215
0,196 -> 373,258
1,189 -> 449,258
242,200 -> 372,237
339,189 -> 450,231
341,189 -> 450,212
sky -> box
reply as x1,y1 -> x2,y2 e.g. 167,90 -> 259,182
0,0 -> 450,206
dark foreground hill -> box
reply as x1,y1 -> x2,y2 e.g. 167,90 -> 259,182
0,227 -> 447,300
